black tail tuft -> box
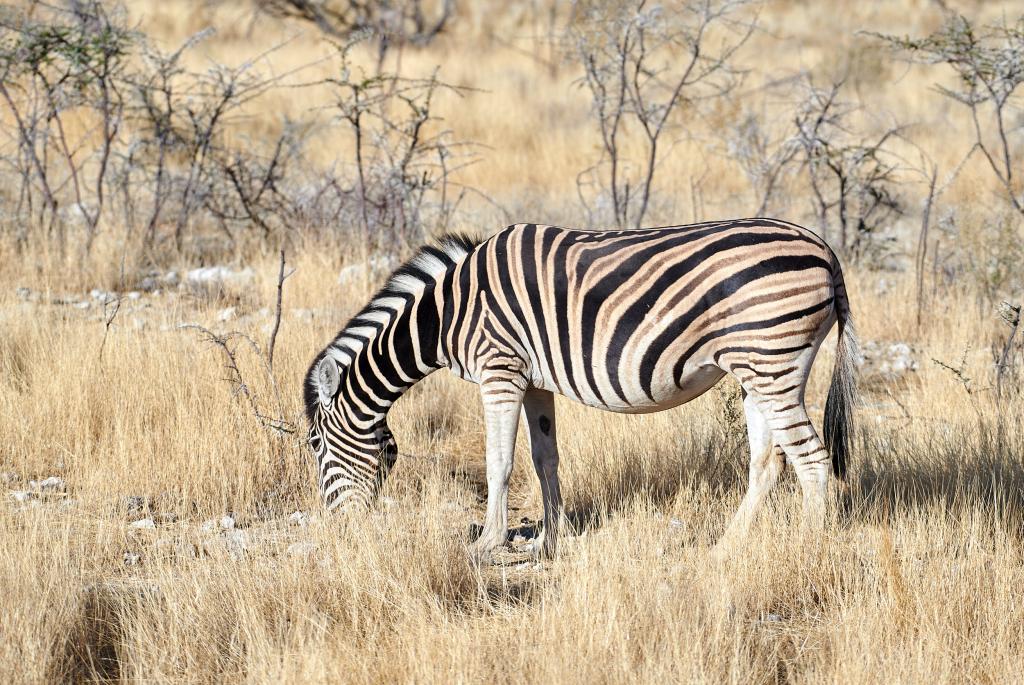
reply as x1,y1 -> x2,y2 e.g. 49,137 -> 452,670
823,278 -> 858,480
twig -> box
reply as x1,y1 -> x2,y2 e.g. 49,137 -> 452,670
931,345 -> 974,395
995,302 -> 1022,398
268,248 -> 292,372
98,294 -> 122,362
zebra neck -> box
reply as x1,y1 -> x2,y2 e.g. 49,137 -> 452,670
336,286 -> 445,416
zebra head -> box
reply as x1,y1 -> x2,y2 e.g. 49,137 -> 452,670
306,356 -> 399,512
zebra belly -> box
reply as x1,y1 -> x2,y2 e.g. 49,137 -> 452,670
534,363 -> 726,415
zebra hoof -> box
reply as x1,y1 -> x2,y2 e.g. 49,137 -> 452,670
528,538 -> 557,561
467,544 -> 494,567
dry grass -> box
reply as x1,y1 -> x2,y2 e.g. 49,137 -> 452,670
2,0 -> 1024,683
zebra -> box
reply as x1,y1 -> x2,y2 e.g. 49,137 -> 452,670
305,219 -> 857,560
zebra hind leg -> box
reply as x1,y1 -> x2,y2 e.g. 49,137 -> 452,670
521,389 -> 562,560
750,386 -> 831,530
714,390 -> 785,557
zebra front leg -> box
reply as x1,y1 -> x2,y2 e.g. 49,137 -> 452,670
469,366 -> 527,563
521,389 -> 562,560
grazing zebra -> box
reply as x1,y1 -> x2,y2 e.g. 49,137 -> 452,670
305,219 -> 857,559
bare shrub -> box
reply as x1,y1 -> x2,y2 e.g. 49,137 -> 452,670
569,0 -> 757,229
875,15 -> 1024,218
724,102 -> 801,217
0,1 -> 133,254
721,74 -> 903,262
792,77 -> 903,261
246,0 -> 455,70
0,3 -> 475,267
324,41 -> 473,250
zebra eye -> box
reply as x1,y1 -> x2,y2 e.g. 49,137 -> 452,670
308,434 -> 323,453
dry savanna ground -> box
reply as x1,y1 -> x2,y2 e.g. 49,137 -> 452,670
2,0 -> 1024,683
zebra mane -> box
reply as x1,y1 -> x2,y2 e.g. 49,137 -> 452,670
304,233 -> 481,422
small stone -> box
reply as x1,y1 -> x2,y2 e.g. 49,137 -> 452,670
127,291 -> 142,300
15,287 -> 33,301
762,613 -> 784,623
129,518 -> 156,530
123,552 -> 141,566
74,301 -> 90,310
90,289 -> 115,303
1,471 -> 20,484
140,276 -> 158,291
512,534 -> 527,544
287,510 -> 308,527
216,306 -> 237,323
199,519 -> 219,534
219,515 -> 235,530
124,495 -> 147,513
186,266 -> 254,291
287,541 -> 315,558
223,529 -> 249,558
31,477 -> 66,496
10,490 -> 32,504
669,518 -> 685,529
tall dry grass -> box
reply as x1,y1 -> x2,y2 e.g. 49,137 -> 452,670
2,0 -> 1023,683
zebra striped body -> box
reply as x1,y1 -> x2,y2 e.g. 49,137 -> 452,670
306,219 -> 857,558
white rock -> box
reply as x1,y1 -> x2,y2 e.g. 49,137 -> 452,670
127,291 -> 142,300
219,515 -> 236,530
123,552 -> 141,566
669,518 -> 685,529
186,266 -> 254,290
223,529 -> 249,558
216,306 -> 237,323
287,541 -> 315,557
10,490 -> 32,503
287,510 -> 309,527
28,477 -> 66,498
74,301 -> 90,310
859,341 -> 919,381
130,518 -> 156,530
337,255 -> 399,286
90,289 -> 116,303
200,519 -> 219,534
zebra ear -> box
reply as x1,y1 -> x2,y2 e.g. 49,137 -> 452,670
316,358 -> 341,405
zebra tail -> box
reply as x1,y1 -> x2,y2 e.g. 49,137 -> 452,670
823,273 -> 858,480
